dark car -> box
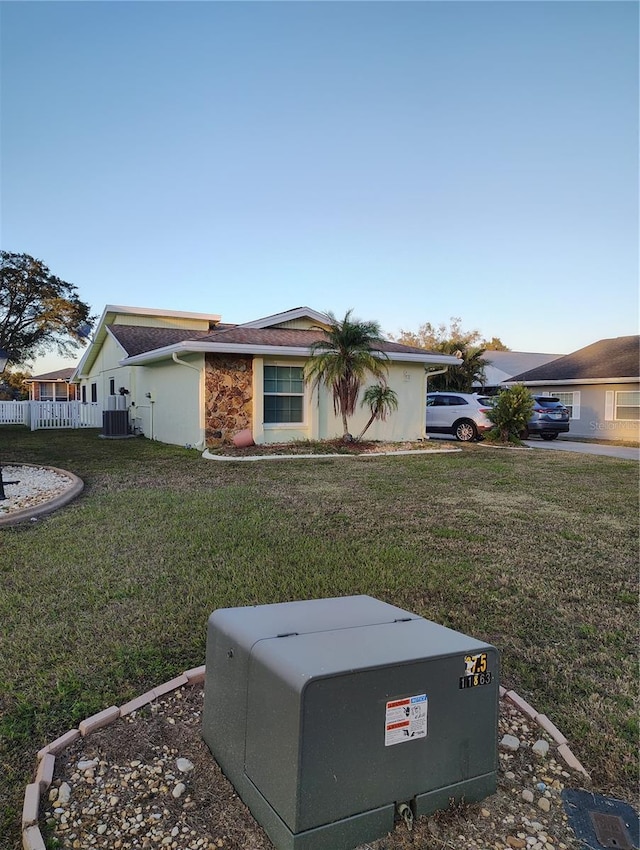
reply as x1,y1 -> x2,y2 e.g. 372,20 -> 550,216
521,396 -> 570,440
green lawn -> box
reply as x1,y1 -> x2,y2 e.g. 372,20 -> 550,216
1,426 -> 638,846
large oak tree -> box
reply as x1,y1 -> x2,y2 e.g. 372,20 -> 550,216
0,252 -> 94,366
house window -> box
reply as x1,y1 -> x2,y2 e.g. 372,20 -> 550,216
615,391 -> 639,421
109,378 -> 115,395
264,365 -> 304,424
91,383 -> 97,403
55,383 -> 68,401
552,392 -> 580,419
81,385 -> 87,404
39,382 -> 55,402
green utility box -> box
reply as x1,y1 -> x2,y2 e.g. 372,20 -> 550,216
202,595 -> 499,850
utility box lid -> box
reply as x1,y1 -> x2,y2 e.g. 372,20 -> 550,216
202,595 -> 499,850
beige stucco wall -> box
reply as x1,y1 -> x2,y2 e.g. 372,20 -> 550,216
77,335 -> 205,446
252,357 -> 427,444
315,361 -> 427,442
132,354 -> 204,447
271,318 -> 326,330
77,332 -> 134,410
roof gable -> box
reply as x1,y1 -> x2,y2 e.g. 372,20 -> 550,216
238,307 -> 331,330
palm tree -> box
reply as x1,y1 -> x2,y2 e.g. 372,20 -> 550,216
428,343 -> 488,392
304,310 -> 389,440
356,383 -> 399,442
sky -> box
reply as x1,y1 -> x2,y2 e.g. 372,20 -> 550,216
1,0 -> 638,375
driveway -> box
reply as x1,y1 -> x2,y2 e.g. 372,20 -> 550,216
523,439 -> 639,461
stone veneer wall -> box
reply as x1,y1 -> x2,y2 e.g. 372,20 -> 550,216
205,354 -> 253,446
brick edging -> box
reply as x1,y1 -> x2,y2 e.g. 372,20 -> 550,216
23,669 -> 587,850
0,464 -> 84,528
499,685 -> 590,779
22,664 -> 205,850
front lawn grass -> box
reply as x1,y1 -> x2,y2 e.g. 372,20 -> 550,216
1,426 -> 638,846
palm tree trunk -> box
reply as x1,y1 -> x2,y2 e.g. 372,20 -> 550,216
341,410 -> 351,439
356,412 -> 377,442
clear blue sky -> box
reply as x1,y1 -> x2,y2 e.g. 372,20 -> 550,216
1,0 -> 638,373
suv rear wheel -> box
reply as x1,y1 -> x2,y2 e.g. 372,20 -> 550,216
540,432 -> 559,441
454,419 -> 478,442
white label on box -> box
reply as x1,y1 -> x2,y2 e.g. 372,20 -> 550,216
385,693 -> 428,746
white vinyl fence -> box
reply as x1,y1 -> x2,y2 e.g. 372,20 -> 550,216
0,401 -> 101,430
0,400 -> 29,425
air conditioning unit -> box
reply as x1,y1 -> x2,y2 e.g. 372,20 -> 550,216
102,410 -> 129,437
202,595 -> 499,850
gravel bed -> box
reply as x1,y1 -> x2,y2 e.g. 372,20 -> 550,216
0,464 -> 74,515
43,685 -> 584,850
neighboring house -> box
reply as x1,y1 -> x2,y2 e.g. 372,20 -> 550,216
505,335 -> 639,441
24,368 -> 79,401
473,351 -> 562,393
71,305 -> 459,449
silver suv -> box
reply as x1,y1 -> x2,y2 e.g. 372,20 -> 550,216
521,396 -> 570,440
426,392 -> 494,442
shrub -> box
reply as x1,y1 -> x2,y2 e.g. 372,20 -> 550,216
487,384 -> 534,443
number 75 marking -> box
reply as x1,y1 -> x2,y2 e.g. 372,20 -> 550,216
464,653 -> 487,675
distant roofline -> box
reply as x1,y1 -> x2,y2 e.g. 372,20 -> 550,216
505,377 -> 638,387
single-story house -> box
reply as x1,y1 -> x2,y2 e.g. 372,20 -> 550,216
71,305 -> 459,449
505,335 -> 639,441
24,368 -> 79,401
473,351 -> 562,393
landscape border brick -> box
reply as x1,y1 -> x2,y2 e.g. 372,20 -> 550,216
119,689 -> 157,717
37,729 -> 80,760
536,713 -> 569,746
79,705 -> 120,736
505,690 -> 538,721
22,783 -> 41,829
22,825 -> 46,850
25,668 -> 590,849
35,753 -> 55,792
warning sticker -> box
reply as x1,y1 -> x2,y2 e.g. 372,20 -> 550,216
385,694 -> 428,746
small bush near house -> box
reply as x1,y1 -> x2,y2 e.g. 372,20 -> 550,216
486,384 -> 534,443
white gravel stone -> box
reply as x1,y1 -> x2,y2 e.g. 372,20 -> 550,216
172,782 -> 186,799
532,740 -> 550,757
57,782 -> 71,805
500,734 -> 521,752
0,465 -> 73,515
77,759 -> 99,772
537,797 -> 551,812
522,789 -> 535,803
176,758 -> 194,773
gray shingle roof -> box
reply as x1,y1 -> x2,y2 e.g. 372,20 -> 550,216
26,368 -> 76,382
509,336 -> 639,382
109,323 -> 440,358
108,325 -> 212,356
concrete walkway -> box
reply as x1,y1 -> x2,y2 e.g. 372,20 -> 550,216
523,439 -> 639,461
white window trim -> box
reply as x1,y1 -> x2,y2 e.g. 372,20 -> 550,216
552,391 -> 580,420
263,363 -> 306,427
613,390 -> 640,422
605,391 -> 615,421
